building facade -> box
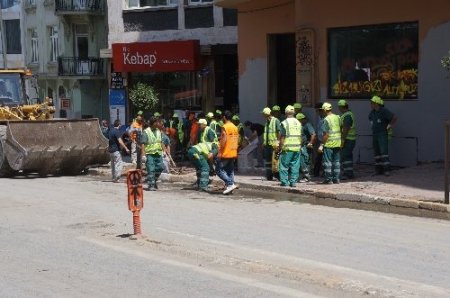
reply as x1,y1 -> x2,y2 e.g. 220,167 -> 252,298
0,0 -> 25,69
22,0 -> 108,119
105,0 -> 238,120
216,0 -> 450,165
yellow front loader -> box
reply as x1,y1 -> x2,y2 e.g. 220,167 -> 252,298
0,69 -> 109,177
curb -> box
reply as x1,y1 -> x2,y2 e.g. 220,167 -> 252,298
166,173 -> 450,218
88,167 -> 450,218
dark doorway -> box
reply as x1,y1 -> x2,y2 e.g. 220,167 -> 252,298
268,33 -> 296,109
215,54 -> 238,111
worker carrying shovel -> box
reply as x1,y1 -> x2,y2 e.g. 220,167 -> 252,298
187,140 -> 219,192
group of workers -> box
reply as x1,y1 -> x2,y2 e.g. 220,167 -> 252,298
106,94 -> 396,192
261,95 -> 397,187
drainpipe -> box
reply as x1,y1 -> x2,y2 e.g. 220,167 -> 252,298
0,3 -> 7,68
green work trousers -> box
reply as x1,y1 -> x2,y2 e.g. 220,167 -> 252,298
373,133 -> 390,174
299,146 -> 311,180
187,148 -> 210,190
323,147 -> 341,182
146,153 -> 163,188
279,151 -> 300,186
341,139 -> 355,178
263,145 -> 274,180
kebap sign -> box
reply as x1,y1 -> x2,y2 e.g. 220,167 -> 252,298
112,40 -> 201,73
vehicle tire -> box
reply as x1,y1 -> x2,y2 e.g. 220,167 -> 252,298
0,125 -> 16,177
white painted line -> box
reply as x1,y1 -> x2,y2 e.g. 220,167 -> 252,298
78,236 -> 321,298
156,227 -> 450,297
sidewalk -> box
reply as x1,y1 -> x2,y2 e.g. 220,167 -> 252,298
89,162 -> 450,217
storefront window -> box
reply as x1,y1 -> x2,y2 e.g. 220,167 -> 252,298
328,22 -> 418,100
131,71 -> 201,110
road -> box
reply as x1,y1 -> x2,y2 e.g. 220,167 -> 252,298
1,174 -> 450,297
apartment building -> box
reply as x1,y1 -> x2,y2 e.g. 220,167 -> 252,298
22,0 -> 108,119
105,0 -> 238,118
0,0 -> 25,68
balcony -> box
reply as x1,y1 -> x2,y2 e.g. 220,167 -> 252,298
55,0 -> 104,15
58,57 -> 104,77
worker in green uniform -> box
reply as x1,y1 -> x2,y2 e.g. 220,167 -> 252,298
262,107 -> 281,181
293,102 -> 302,115
198,118 -> 218,144
187,142 -> 218,192
320,102 -> 342,184
277,105 -> 302,187
231,115 -> 245,148
214,110 -> 224,134
140,116 -> 164,191
296,112 -> 316,183
369,96 -> 397,176
338,99 -> 357,179
271,105 -> 283,121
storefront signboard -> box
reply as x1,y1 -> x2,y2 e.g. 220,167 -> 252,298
112,40 -> 201,73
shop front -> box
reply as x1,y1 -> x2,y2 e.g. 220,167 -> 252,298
112,40 -> 203,119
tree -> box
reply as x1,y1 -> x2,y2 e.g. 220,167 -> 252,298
441,51 -> 450,75
128,82 -> 159,112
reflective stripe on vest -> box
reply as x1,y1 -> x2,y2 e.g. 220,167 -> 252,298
144,128 -> 162,155
193,142 -> 212,157
177,121 -> 184,142
263,117 -> 278,146
324,114 -> 342,148
220,122 -> 239,158
201,126 -> 218,144
340,111 -> 356,141
281,118 -> 302,152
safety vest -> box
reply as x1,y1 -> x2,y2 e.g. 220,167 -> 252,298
324,114 -> 342,148
220,122 -> 239,158
263,117 -> 279,146
340,111 -> 356,141
144,128 -> 162,155
210,120 -> 217,132
170,120 -> 184,143
281,117 -> 302,152
193,142 -> 213,157
200,126 -> 218,144
237,123 -> 244,145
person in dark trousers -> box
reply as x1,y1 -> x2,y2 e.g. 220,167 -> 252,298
313,102 -> 324,177
108,119 -> 130,182
216,110 -> 239,194
369,96 -> 397,176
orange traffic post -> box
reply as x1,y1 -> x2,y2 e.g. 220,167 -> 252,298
127,170 -> 144,237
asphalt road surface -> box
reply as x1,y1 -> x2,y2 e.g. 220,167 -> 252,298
1,175 -> 450,298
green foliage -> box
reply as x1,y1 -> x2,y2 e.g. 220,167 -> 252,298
441,51 -> 450,75
128,82 -> 159,111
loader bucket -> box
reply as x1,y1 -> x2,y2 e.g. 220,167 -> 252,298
3,119 -> 109,175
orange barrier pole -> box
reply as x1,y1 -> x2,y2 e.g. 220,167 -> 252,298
127,170 -> 144,236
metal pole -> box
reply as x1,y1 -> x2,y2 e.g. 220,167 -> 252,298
0,2 -> 7,68
445,122 -> 449,204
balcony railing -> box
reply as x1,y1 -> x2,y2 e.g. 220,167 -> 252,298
55,0 -> 104,14
58,57 -> 104,76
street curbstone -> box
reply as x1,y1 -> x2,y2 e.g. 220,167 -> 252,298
389,198 -> 420,209
418,201 -> 448,212
336,193 -> 362,202
360,195 -> 376,204
373,196 -> 391,205
314,191 -> 337,199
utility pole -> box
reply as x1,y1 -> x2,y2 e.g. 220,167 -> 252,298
0,2 -> 7,68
